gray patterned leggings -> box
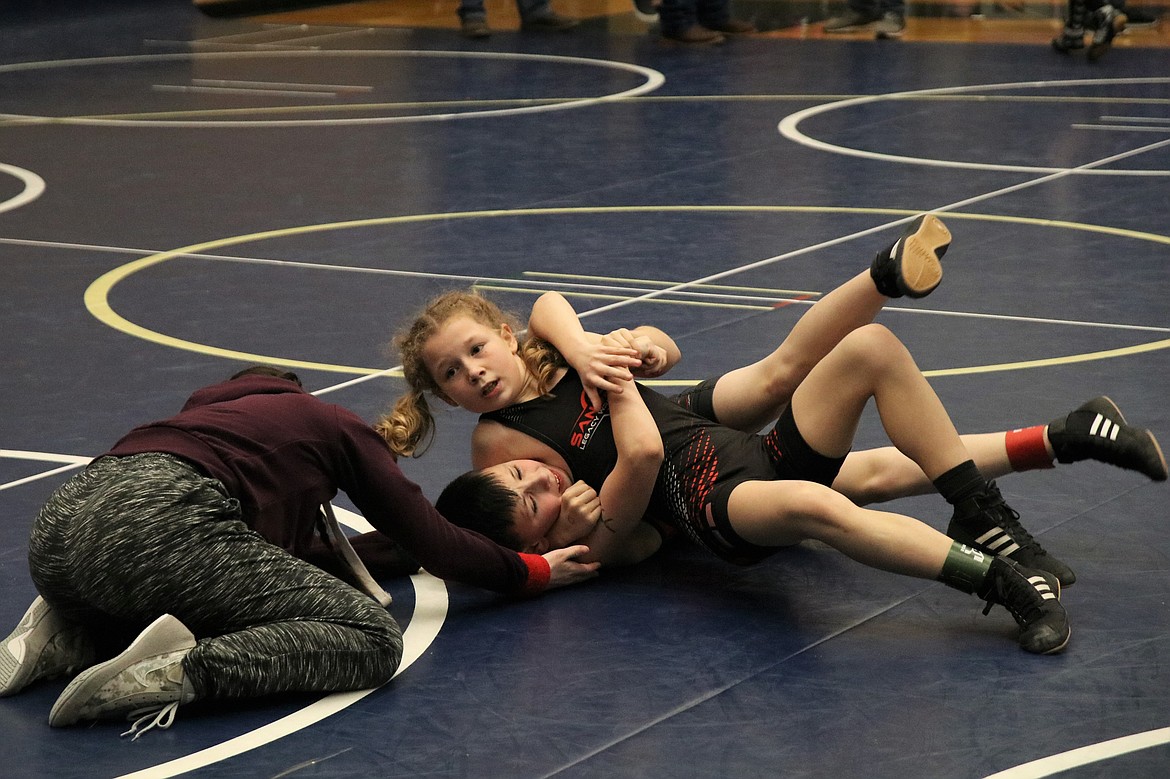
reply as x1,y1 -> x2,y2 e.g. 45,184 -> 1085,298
28,453 -> 403,700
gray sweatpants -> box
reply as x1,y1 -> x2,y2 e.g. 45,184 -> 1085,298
28,453 -> 402,700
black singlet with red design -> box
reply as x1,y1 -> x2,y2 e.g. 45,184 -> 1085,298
481,369 -> 803,561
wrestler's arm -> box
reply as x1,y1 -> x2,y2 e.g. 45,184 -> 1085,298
576,367 -> 664,566
528,291 -> 681,409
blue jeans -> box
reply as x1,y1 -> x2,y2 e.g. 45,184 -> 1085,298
458,0 -> 552,21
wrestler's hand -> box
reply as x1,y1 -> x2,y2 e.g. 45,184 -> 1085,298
543,545 -> 600,588
569,338 -> 640,411
630,339 -> 670,378
545,480 -> 602,548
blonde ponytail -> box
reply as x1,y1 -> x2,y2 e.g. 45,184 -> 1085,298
519,337 -> 566,397
375,389 -> 436,458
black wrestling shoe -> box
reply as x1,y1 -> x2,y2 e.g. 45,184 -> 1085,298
1,597 -> 95,697
979,558 -> 1069,655
1124,9 -> 1158,28
870,214 -> 950,298
948,481 -> 1076,587
1049,396 -> 1167,481
1052,27 -> 1085,52
1088,5 -> 1127,61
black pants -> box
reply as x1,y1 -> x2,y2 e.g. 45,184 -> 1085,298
28,453 -> 402,700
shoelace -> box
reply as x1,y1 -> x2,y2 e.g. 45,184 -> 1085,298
982,565 -> 1055,624
120,702 -> 180,741
983,484 -> 1045,554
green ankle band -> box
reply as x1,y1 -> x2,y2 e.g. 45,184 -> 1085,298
938,541 -> 992,594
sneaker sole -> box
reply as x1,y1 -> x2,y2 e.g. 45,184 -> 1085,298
1142,429 -> 1168,481
0,597 -> 56,697
662,32 -> 727,45
824,21 -> 878,33
49,614 -> 194,727
898,214 -> 950,297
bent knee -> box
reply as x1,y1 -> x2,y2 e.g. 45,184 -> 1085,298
838,324 -> 914,373
842,323 -> 899,355
364,614 -> 404,685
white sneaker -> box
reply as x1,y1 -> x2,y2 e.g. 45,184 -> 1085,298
874,11 -> 906,38
824,9 -> 880,32
0,597 -> 95,697
49,614 -> 196,736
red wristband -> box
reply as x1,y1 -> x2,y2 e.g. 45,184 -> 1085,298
519,553 -> 551,595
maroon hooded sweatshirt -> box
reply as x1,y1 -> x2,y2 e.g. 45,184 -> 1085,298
106,374 -> 549,595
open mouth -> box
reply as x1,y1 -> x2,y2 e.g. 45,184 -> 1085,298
480,379 -> 498,398
547,465 -> 567,493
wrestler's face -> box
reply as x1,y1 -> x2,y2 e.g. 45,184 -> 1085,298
483,459 -> 569,554
422,316 -> 533,413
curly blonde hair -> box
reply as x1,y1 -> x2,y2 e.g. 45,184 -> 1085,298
376,290 -> 565,457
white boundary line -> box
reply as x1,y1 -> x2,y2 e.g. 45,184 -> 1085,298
982,726 -> 1170,778
0,163 -> 45,214
0,50 -> 664,128
0,450 -> 91,491
779,77 -> 1170,176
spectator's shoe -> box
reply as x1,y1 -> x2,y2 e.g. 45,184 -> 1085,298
663,25 -> 726,44
1088,5 -> 1127,60
705,19 -> 757,34
50,614 -> 197,740
1,597 -> 95,696
979,558 -> 1070,654
1123,9 -> 1158,28
824,9 -> 880,32
633,0 -> 660,23
870,213 -> 950,298
948,481 -> 1076,586
1049,396 -> 1167,481
520,12 -> 580,32
460,18 -> 492,38
874,11 -> 906,38
1052,27 -> 1085,52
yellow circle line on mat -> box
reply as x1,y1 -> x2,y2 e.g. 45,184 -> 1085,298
84,207 -> 1170,378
